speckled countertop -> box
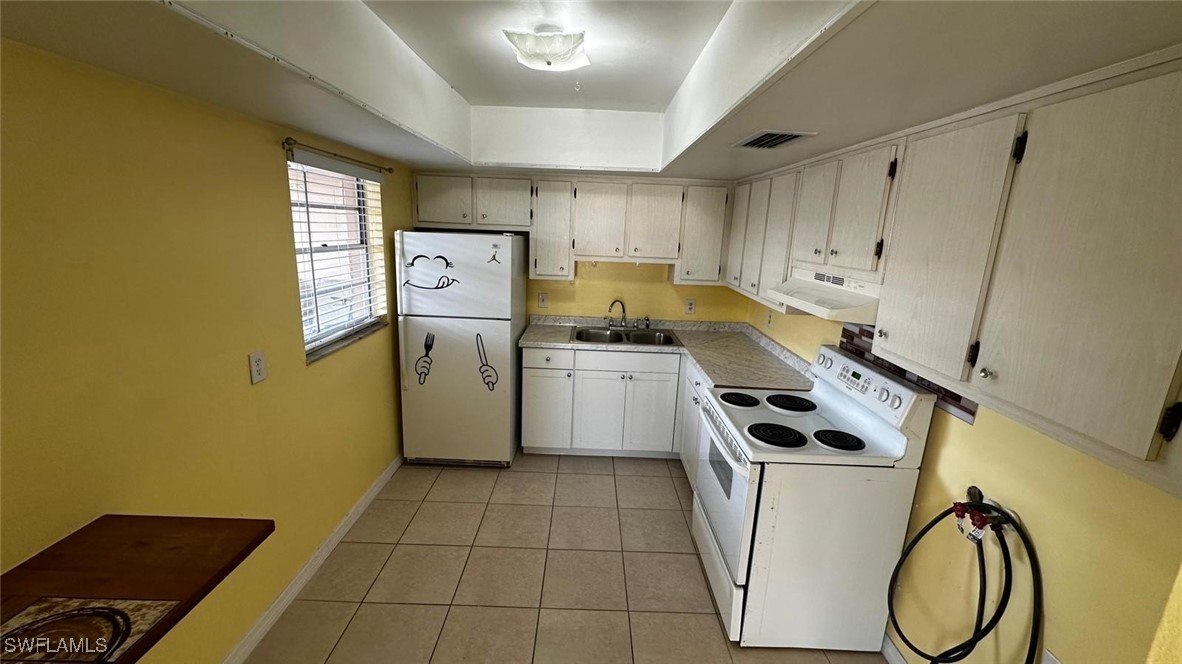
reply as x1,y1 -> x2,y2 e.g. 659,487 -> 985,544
518,318 -> 814,391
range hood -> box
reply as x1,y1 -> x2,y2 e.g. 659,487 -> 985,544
764,268 -> 879,324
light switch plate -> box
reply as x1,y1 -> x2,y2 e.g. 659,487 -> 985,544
537,292 -> 549,309
248,351 -> 267,384
684,299 -> 696,315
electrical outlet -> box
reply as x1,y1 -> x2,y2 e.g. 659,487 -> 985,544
684,299 -> 696,315
1041,650 -> 1063,664
248,351 -> 267,384
537,292 -> 549,309
766,312 -> 774,327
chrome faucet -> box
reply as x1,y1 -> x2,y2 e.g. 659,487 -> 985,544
607,299 -> 627,328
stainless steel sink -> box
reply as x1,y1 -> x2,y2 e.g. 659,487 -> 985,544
626,329 -> 681,346
572,327 -> 625,343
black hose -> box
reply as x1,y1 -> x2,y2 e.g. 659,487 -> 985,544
887,500 -> 1042,664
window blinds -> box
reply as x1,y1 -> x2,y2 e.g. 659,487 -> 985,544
287,161 -> 387,352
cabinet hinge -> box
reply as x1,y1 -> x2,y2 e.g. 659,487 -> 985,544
530,185 -> 534,197
887,158 -> 898,179
966,341 -> 981,367
571,238 -> 575,249
678,242 -> 681,253
874,238 -> 884,258
530,209 -> 534,220
682,191 -> 686,203
533,258 -> 538,269
573,187 -> 577,199
1012,130 -> 1029,163
1160,403 -> 1182,441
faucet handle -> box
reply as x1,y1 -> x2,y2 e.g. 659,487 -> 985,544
643,316 -> 651,329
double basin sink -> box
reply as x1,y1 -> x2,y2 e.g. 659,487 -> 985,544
570,326 -> 681,347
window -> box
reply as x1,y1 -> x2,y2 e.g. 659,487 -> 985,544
287,160 -> 387,356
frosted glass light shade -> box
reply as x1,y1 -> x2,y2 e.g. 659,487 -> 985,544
503,29 -> 590,72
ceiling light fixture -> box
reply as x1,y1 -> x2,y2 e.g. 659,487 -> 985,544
503,25 -> 589,72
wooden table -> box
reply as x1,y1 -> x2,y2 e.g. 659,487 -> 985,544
1,515 -> 274,662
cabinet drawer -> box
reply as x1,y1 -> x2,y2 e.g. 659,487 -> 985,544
575,351 -> 680,374
523,348 -> 575,369
685,359 -> 712,395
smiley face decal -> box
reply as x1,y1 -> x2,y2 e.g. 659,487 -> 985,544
403,254 -> 459,290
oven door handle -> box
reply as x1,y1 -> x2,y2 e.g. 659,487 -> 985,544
700,407 -> 749,479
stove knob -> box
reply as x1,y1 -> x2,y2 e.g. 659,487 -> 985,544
890,394 -> 903,410
878,388 -> 891,403
817,352 -> 827,366
824,356 -> 834,369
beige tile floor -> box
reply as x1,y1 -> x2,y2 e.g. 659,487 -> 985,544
246,454 -> 888,664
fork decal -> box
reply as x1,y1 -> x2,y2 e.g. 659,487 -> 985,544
415,332 -> 434,385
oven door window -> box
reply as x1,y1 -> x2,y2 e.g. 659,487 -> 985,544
709,437 -> 732,500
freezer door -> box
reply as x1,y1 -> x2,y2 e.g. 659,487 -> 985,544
396,231 -> 516,319
400,316 -> 514,463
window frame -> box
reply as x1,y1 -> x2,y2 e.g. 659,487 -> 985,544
287,161 -> 388,363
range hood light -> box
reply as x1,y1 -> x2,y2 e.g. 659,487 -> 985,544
503,27 -> 590,72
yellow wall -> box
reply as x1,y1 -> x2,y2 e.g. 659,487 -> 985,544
527,262 -> 749,320
746,300 -> 1182,664
1149,565 -> 1182,664
0,40 -> 409,663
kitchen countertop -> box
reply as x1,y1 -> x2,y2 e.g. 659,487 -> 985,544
519,321 -> 814,391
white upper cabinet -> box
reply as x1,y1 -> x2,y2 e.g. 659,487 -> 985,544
971,71 -> 1182,461
791,161 -> 839,265
725,183 -> 751,287
573,181 -> 629,258
873,115 -> 1024,381
627,184 -> 683,259
828,145 -> 896,271
677,186 -> 728,283
740,179 -> 772,295
757,172 -> 799,299
475,177 -> 532,226
531,180 -> 573,279
416,175 -> 473,224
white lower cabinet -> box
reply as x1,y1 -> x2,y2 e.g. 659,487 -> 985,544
623,372 -> 680,452
573,371 -> 629,450
677,374 -> 703,489
521,368 -> 574,449
525,350 -> 681,454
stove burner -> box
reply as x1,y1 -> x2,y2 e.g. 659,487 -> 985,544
747,423 -> 807,448
720,392 -> 760,408
766,394 -> 817,413
814,429 -> 866,452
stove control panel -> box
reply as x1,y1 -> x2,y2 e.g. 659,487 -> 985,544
814,347 -> 923,427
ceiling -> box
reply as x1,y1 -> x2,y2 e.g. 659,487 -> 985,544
4,1 -> 1182,180
364,0 -> 731,111
663,0 -> 1182,179
0,1 -> 469,169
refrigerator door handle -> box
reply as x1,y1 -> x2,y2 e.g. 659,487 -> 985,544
398,317 -> 408,391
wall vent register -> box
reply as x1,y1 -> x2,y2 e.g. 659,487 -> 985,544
734,130 -> 817,149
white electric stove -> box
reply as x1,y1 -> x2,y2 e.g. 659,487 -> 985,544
691,346 -> 935,652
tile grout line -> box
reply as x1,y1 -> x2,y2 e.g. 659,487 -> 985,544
612,464 -> 638,664
531,489 -> 559,664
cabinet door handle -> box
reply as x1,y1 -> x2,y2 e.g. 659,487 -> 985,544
615,247 -> 621,253
566,372 -> 572,378
814,248 -> 821,256
545,356 -> 551,362
628,374 -> 633,380
978,368 -> 995,379
559,266 -> 565,272
462,213 -> 468,219
694,381 -> 701,387
830,249 -> 838,256
876,330 -> 887,339
620,374 -> 626,380
481,213 -> 487,219
685,270 -> 691,275
634,247 -> 640,253
692,397 -> 700,405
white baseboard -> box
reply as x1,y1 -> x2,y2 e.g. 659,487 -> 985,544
881,633 -> 908,664
222,456 -> 403,664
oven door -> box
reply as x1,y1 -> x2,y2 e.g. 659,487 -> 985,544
694,404 -> 761,585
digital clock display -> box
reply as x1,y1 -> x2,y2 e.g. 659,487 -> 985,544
851,371 -> 862,381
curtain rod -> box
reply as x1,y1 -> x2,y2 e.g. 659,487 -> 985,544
282,137 -> 395,174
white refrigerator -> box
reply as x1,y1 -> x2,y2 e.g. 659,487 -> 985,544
395,231 -> 526,465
